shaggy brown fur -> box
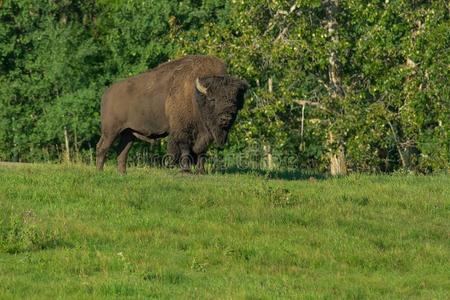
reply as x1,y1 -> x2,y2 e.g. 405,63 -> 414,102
96,55 -> 248,173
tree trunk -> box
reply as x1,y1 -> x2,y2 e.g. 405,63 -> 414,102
263,145 -> 274,170
63,127 -> 70,163
325,0 -> 347,175
329,132 -> 347,176
264,77 -> 274,170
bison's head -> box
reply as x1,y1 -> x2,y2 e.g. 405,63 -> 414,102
195,75 -> 249,148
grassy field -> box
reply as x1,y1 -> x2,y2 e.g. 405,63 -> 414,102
0,164 -> 449,299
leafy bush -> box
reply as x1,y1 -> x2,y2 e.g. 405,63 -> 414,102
0,209 -> 63,254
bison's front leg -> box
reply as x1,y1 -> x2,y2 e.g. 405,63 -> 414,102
179,143 -> 195,172
167,138 -> 181,167
195,155 -> 207,174
167,138 -> 193,171
193,135 -> 211,174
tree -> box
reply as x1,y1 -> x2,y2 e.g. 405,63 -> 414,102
0,0 -> 100,161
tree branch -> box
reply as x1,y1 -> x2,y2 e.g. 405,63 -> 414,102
294,100 -> 328,111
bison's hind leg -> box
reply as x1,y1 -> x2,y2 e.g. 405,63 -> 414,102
96,132 -> 118,171
116,130 -> 135,174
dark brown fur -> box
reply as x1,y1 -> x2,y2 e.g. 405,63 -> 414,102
96,55 -> 248,173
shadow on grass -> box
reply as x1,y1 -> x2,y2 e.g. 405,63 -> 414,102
215,167 -> 328,181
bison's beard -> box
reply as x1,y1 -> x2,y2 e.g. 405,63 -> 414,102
212,129 -> 228,149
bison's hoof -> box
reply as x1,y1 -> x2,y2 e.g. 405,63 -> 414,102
180,168 -> 192,174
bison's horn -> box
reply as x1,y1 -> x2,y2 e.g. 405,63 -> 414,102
195,78 -> 208,95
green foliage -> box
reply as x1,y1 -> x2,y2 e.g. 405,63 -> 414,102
340,0 -> 450,172
0,0 -> 102,161
0,0 -> 449,172
0,164 -> 449,298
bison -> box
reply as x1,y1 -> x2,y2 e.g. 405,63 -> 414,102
96,55 -> 249,174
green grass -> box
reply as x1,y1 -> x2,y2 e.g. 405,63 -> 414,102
0,164 -> 449,299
